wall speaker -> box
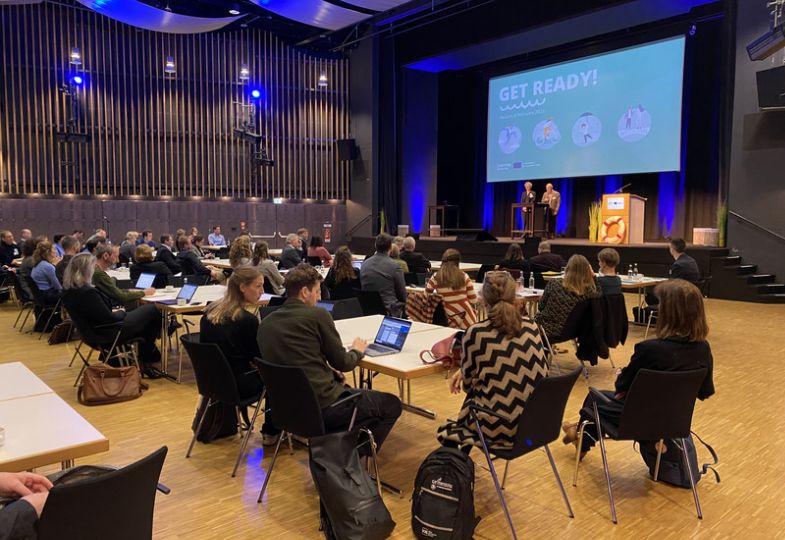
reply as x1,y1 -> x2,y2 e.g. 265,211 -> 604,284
336,139 -> 358,161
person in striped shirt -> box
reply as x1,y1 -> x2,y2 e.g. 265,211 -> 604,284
425,249 -> 478,330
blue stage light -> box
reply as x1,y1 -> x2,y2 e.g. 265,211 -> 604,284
72,75 -> 83,85
250,88 -> 261,100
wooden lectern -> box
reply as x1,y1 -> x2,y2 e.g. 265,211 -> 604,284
600,193 -> 646,244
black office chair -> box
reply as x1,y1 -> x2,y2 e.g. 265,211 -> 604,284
251,357 -> 368,503
468,367 -> 582,539
22,275 -> 62,338
8,271 -> 35,332
476,264 -> 495,283
352,288 -> 387,316
403,272 -> 428,286
36,447 -> 169,540
573,368 -> 709,523
328,277 -> 361,300
181,335 -> 264,477
498,267 -> 522,281
262,278 -> 277,295
306,255 -> 323,266
318,298 -> 363,320
258,305 -> 282,320
267,295 -> 285,307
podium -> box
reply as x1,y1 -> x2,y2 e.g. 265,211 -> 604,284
511,203 -> 548,238
600,193 -> 646,244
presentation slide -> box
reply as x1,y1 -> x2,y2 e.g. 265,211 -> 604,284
487,36 -> 685,182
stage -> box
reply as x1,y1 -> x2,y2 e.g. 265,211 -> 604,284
347,235 -> 727,280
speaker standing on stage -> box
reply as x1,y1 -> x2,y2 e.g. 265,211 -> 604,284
520,181 -> 537,233
542,183 -> 561,239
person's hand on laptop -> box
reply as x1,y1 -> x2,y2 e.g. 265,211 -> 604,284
351,337 -> 368,354
142,287 -> 156,296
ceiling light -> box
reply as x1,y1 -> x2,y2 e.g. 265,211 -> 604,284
70,47 -> 81,66
239,63 -> 250,82
229,9 -> 240,15
164,55 -> 176,75
318,72 -> 328,88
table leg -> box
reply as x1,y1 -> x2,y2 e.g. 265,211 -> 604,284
61,459 -> 74,469
396,377 -> 436,419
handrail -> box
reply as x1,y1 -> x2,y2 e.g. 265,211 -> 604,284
728,210 -> 785,243
345,214 -> 372,241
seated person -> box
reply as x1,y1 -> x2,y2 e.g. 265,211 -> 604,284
296,228 -> 309,260
280,233 -> 303,270
645,238 -> 701,307
0,230 -> 20,268
175,236 -> 222,283
154,234 -> 182,274
135,230 -> 156,248
16,236 -> 47,301
208,225 -> 226,247
400,236 -> 431,275
562,279 -> 715,457
360,233 -> 407,316
82,234 -> 107,254
529,241 -> 566,272
389,244 -> 409,273
425,249 -> 478,330
323,246 -> 360,298
0,471 -> 52,538
252,241 -> 285,295
597,247 -> 623,295
534,254 -> 600,339
55,235 -> 80,284
307,236 -> 333,267
229,237 -> 253,269
130,244 -> 173,288
258,264 -> 402,451
62,253 -> 163,375
438,271 -> 548,452
30,241 -> 62,305
200,267 -> 278,444
92,243 -> 155,306
191,235 -> 211,259
497,243 -> 529,272
119,231 -> 138,263
53,234 -> 65,258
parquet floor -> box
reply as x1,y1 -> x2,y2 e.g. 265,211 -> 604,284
1,295 -> 784,539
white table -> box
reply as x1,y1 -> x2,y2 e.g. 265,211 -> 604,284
0,393 -> 109,472
429,261 -> 482,273
0,362 -> 54,402
334,315 -> 459,419
107,268 -> 132,281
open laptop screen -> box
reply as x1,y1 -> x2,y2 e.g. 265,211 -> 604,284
316,301 -> 335,312
374,317 -> 412,349
135,272 -> 156,289
177,283 -> 198,302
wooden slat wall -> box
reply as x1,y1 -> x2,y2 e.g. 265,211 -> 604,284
0,3 -> 350,200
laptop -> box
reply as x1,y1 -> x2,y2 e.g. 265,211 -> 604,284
364,317 -> 412,357
155,283 -> 198,305
316,301 -> 335,313
135,272 -> 156,289
352,260 -> 363,270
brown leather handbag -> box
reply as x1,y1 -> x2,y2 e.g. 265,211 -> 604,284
77,364 -> 146,405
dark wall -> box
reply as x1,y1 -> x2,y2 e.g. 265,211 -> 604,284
727,5 -> 785,279
0,198 -> 346,250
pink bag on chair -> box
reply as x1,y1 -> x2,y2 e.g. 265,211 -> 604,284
419,331 -> 464,369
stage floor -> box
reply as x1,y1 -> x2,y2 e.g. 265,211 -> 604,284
415,236 -> 682,249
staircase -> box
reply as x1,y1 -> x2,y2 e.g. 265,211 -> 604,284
710,255 -> 785,303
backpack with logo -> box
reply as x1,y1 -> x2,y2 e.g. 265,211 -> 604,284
638,432 -> 720,488
411,447 -> 478,540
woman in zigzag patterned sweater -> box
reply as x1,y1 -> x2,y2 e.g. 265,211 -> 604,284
437,271 -> 549,452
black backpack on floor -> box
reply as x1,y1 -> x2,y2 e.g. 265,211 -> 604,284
638,432 -> 720,488
411,447 -> 478,540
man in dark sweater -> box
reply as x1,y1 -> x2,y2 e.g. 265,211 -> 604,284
55,235 -> 80,284
645,238 -> 701,306
529,241 -> 566,272
399,236 -> 431,274
0,230 -> 20,268
154,234 -> 182,274
257,264 -> 402,450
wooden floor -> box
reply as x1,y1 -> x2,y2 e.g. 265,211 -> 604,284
2,295 -> 784,539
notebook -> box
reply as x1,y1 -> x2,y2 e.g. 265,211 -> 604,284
134,272 -> 156,289
155,283 -> 198,305
364,317 -> 412,357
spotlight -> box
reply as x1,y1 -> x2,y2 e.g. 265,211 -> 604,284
689,24 -> 697,37
72,75 -> 84,85
229,8 -> 240,15
250,88 -> 262,100
164,55 -> 176,75
318,72 -> 328,88
70,47 -> 81,66
239,63 -> 250,82
747,23 -> 785,61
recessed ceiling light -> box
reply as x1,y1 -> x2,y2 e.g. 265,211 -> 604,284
229,9 -> 240,15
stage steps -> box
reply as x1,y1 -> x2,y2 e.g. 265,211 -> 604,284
710,256 -> 785,303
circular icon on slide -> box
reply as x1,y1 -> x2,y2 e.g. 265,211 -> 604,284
532,118 -> 561,150
617,105 -> 651,142
498,126 -> 522,154
572,113 -> 602,147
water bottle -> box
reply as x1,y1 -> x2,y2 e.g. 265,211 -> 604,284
627,264 -> 633,278
633,263 -> 639,278
528,273 -> 535,292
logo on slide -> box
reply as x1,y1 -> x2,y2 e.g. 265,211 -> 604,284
617,105 -> 651,142
532,118 -> 561,150
498,126 -> 522,154
571,113 -> 602,147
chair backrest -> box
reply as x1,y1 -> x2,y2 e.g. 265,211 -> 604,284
168,275 -> 185,287
616,368 -> 708,441
8,271 -> 31,303
328,278 -> 360,300
352,288 -> 387,316
267,295 -> 285,307
180,334 -> 244,406
36,447 -> 168,540
22,275 -> 46,305
319,297 -> 363,320
432,301 -> 449,326
498,268 -> 522,281
476,264 -> 495,284
258,305 -> 281,319
262,277 -> 276,295
61,299 -> 119,349
306,256 -> 323,266
550,299 -> 590,342
509,367 -> 583,457
252,358 -> 326,438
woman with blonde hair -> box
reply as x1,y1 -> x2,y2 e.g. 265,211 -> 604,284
438,271 -> 549,452
534,254 -> 600,339
562,279 -> 715,457
425,249 -> 477,329
229,236 -> 253,269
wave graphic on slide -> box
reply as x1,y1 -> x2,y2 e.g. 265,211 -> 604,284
499,98 -> 546,111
